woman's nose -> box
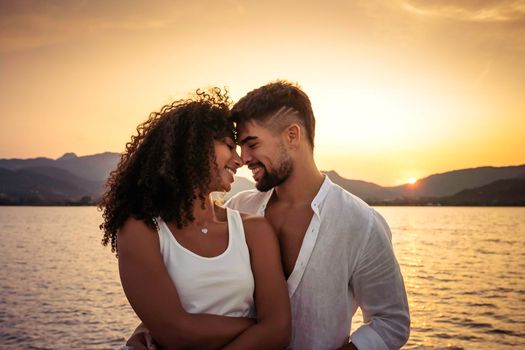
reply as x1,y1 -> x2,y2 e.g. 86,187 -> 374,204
232,150 -> 243,168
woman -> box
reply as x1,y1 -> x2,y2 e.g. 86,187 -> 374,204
99,88 -> 291,349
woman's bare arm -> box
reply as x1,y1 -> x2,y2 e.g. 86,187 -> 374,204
222,216 -> 291,349
118,218 -> 255,349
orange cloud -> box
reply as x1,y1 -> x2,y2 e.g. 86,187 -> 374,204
0,0 -> 181,53
403,0 -> 525,22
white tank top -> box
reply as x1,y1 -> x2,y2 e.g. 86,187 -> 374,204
156,208 -> 255,317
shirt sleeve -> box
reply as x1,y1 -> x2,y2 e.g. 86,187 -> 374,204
350,209 -> 410,350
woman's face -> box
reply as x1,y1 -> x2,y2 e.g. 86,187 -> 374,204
210,136 -> 243,192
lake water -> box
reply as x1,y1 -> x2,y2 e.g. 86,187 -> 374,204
1,206 -> 524,349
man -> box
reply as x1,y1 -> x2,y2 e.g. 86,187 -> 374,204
225,81 -> 410,349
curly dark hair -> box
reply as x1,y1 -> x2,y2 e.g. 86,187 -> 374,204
231,80 -> 316,149
99,88 -> 234,255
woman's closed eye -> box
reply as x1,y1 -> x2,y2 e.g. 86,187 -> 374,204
223,138 -> 235,150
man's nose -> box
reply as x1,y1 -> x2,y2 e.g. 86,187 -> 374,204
241,148 -> 251,165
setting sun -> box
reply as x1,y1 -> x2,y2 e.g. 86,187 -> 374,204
408,177 -> 418,185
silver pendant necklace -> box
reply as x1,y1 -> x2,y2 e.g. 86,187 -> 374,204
200,227 -> 208,234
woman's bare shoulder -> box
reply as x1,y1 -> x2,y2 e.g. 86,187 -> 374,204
238,212 -> 276,250
118,217 -> 159,248
239,212 -> 271,229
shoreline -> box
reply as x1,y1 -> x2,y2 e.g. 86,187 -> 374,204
1,203 -> 524,207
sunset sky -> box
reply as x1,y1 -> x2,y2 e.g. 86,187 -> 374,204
1,0 -> 524,186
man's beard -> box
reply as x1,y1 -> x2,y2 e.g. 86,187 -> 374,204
256,146 -> 293,192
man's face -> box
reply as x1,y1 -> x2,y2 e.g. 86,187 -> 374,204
238,120 -> 293,192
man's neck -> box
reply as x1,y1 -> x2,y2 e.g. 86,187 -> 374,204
273,156 -> 324,205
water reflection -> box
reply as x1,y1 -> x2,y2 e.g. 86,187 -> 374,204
1,206 -> 524,349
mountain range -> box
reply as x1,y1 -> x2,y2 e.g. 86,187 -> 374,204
0,152 -> 524,206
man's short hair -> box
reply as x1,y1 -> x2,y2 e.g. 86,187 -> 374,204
231,80 -> 316,149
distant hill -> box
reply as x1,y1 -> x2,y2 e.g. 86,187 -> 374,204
437,177 -> 525,206
0,152 -> 121,182
20,166 -> 104,194
323,171 -> 398,201
0,152 -> 118,204
321,167 -> 525,205
0,152 -> 524,205
0,167 -> 100,204
388,165 -> 525,198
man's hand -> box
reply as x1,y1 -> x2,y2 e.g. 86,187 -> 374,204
126,323 -> 159,350
337,336 -> 358,350
338,342 -> 358,350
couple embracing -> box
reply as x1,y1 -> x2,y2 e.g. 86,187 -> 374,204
99,81 -> 410,349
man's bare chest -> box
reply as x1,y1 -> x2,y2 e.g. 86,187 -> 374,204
265,205 -> 314,278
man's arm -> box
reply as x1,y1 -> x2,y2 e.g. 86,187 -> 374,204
118,218 -> 255,349
349,210 -> 410,350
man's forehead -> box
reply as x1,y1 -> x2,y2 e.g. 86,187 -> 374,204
236,106 -> 299,140
237,120 -> 270,140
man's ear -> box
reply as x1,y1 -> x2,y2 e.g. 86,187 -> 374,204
283,123 -> 301,149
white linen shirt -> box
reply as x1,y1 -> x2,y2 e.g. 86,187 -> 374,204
226,176 -> 410,350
